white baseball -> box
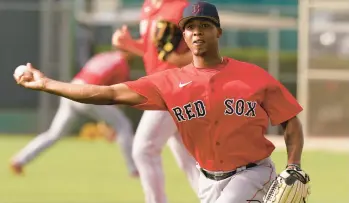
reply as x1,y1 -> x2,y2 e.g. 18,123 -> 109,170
14,65 -> 31,78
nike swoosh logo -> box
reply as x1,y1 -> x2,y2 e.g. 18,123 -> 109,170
179,81 -> 192,88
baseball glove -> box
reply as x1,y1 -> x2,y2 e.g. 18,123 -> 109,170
263,167 -> 311,203
153,20 -> 182,61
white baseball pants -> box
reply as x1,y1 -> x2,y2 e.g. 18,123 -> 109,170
132,110 -> 199,203
197,157 -> 277,203
12,97 -> 137,174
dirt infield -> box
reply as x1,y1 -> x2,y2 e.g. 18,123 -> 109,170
267,135 -> 349,152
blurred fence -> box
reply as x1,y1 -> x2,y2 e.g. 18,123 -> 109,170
2,0 -> 347,138
0,0 -> 72,133
298,0 -> 349,137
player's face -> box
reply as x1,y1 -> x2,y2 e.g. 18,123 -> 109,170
183,19 -> 222,56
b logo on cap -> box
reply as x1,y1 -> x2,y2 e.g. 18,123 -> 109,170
192,3 -> 201,14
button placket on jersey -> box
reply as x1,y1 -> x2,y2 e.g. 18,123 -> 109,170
208,74 -> 223,165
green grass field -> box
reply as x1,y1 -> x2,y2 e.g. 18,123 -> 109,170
0,135 -> 348,203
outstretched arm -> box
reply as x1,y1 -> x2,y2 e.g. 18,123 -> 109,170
14,63 -> 146,106
44,79 -> 145,106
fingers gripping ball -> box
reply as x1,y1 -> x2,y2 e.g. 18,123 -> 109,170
13,63 -> 46,90
263,167 -> 311,203
14,65 -> 33,79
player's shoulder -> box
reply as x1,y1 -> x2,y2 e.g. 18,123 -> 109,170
226,57 -> 271,76
142,69 -> 182,94
226,57 -> 263,70
147,67 -> 188,87
149,68 -> 182,80
225,57 -> 278,87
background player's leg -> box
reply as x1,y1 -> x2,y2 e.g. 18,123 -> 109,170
12,98 -> 78,166
167,132 -> 199,193
84,104 -> 137,175
132,110 -> 178,203
215,158 -> 276,203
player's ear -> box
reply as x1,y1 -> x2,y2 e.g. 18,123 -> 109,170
216,28 -> 222,38
183,31 -> 189,44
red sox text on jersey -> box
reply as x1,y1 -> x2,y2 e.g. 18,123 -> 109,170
171,99 -> 257,122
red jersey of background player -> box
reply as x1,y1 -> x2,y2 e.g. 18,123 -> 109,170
124,57 -> 303,171
74,51 -> 130,85
139,0 -> 188,75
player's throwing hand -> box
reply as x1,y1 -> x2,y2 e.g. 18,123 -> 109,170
13,63 -> 46,90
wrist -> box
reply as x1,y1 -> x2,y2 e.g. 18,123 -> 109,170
286,163 -> 301,169
288,160 -> 301,165
42,77 -> 53,91
287,158 -> 301,166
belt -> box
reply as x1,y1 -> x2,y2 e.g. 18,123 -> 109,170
200,163 -> 258,181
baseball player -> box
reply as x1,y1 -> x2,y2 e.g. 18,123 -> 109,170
14,2 -> 311,203
112,0 -> 199,202
11,50 -> 138,177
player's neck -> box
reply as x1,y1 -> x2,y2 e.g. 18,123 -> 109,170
192,53 -> 223,68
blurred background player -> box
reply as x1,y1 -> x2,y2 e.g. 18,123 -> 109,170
112,0 -> 199,202
10,50 -> 138,177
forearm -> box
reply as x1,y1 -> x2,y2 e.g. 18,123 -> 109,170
44,78 -> 117,105
282,117 -> 304,166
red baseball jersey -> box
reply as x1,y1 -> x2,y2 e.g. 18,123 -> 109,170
124,57 -> 303,171
139,0 -> 189,75
74,51 -> 130,85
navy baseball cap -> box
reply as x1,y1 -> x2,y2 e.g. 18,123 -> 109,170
178,1 -> 220,30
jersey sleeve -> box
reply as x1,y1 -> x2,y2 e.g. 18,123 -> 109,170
123,76 -> 167,111
262,76 -> 303,126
